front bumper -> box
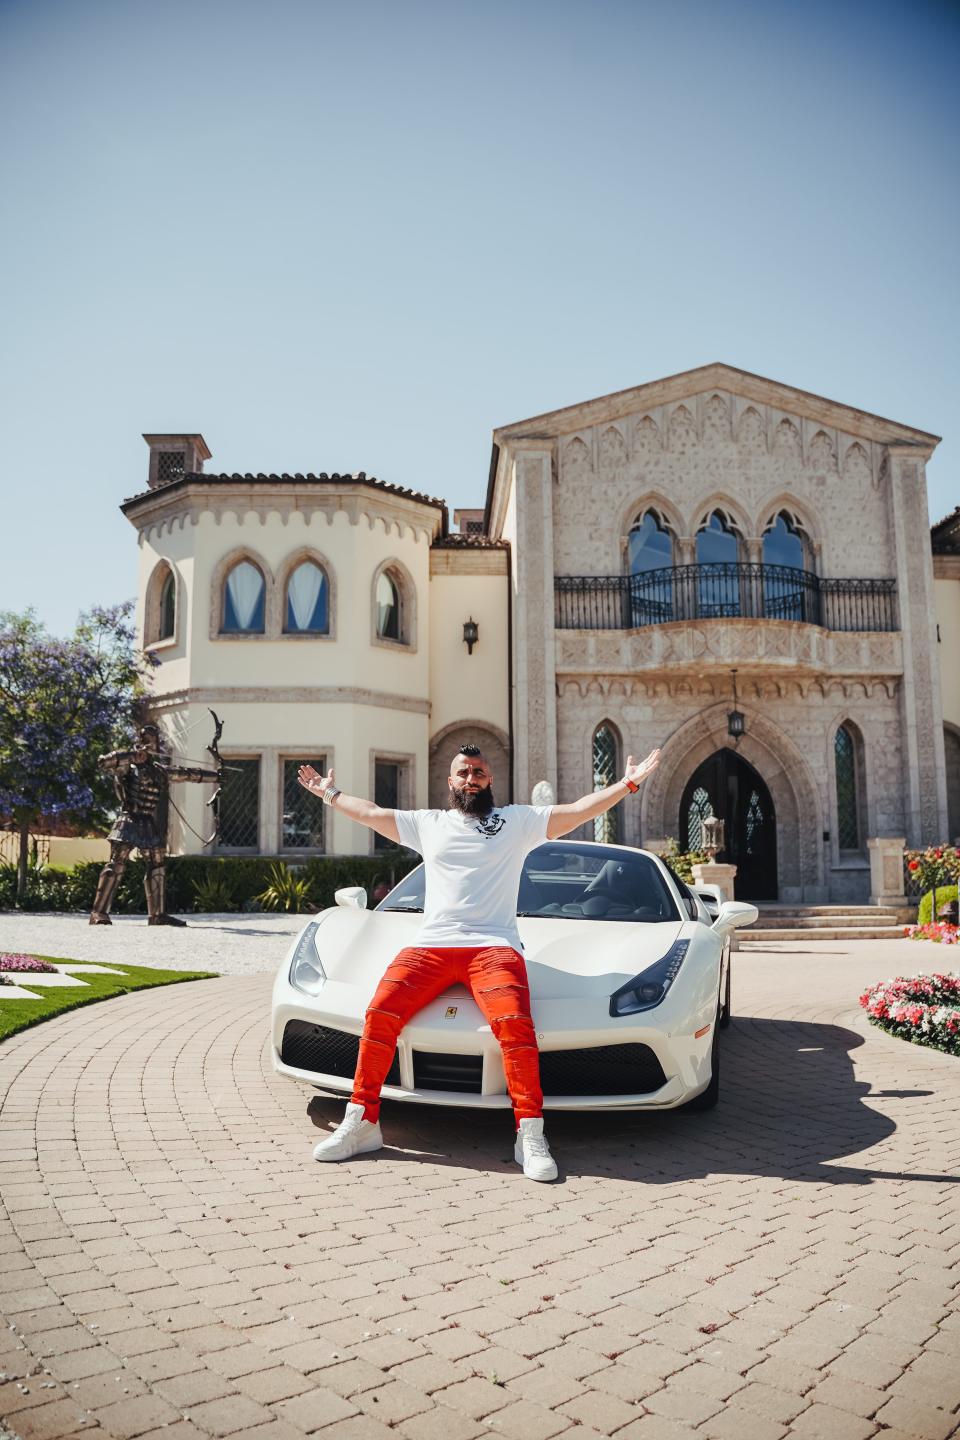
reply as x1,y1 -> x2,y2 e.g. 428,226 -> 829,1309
272,981 -> 715,1111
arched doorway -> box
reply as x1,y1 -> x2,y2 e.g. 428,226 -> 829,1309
680,749 -> 777,900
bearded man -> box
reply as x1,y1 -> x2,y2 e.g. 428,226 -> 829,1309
297,740 -> 660,1182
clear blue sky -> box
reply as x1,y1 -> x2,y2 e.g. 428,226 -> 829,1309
2,0 -> 957,636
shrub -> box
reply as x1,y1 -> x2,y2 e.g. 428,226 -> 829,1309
918,885 -> 958,927
658,838 -> 707,884
255,862 -> 315,914
0,849 -> 420,914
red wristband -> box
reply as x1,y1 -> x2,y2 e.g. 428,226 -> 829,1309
623,777 -> 639,794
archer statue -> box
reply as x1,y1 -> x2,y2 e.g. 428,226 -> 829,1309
89,716 -> 223,927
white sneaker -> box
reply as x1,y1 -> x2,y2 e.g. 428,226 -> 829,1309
313,1102 -> 383,1162
514,1118 -> 558,1182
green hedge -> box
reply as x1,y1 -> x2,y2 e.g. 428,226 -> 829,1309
0,850 -> 420,914
918,884 -> 958,926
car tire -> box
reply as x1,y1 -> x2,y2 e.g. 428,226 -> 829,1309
719,945 -> 732,1030
685,1009 -> 720,1111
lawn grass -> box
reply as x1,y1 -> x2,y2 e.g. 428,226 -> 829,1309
0,959 -> 217,1043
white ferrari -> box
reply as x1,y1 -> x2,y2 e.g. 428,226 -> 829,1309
271,840 -> 758,1112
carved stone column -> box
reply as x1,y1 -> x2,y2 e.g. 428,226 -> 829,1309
511,448 -> 558,802
885,445 -> 949,842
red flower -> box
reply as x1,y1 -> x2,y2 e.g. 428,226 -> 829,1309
908,860 -> 920,871
934,848 -> 943,859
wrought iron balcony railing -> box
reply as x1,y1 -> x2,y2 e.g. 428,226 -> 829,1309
554,564 -> 897,633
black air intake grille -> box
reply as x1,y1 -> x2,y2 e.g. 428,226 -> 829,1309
281,1021 -> 400,1086
539,1044 -> 667,1097
413,1051 -> 483,1093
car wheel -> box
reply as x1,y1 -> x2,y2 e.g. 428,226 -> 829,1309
719,945 -> 732,1030
685,1009 -> 720,1111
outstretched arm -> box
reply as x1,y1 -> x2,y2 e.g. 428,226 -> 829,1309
297,764 -> 400,845
546,749 -> 661,840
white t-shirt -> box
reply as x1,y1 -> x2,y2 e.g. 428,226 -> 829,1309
393,804 -> 553,952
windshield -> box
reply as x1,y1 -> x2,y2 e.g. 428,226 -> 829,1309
377,842 -> 680,923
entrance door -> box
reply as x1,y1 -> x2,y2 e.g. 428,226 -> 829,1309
680,749 -> 777,900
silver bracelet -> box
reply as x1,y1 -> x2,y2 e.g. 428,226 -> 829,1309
321,786 -> 341,807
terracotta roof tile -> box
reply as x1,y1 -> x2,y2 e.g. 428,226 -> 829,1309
122,471 -> 447,513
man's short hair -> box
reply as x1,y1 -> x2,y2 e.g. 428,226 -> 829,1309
457,743 -> 483,759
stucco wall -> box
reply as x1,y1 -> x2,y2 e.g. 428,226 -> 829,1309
934,574 -> 960,728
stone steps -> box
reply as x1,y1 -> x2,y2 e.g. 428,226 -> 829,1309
738,902 -> 906,944
740,924 -> 906,943
749,911 -> 900,930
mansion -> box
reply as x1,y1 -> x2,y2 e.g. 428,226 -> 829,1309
125,364 -> 959,904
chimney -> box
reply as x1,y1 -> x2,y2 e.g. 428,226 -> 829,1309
142,434 -> 212,490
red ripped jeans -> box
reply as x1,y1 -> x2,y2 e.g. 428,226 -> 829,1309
353,945 -> 542,1126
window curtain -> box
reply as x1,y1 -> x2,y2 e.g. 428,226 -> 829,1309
376,573 -> 399,638
226,562 -> 264,630
287,563 -> 325,631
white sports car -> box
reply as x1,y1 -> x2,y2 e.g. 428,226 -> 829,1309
271,840 -> 758,1112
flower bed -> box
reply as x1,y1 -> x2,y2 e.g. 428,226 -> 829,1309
0,953 -> 57,973
860,972 -> 960,1056
904,921 -> 958,944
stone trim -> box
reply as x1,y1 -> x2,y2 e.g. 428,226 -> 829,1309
144,560 -> 182,653
147,686 -> 431,715
277,747 -> 334,856
429,548 -> 509,576
368,748 -> 417,857
276,545 -> 338,642
370,556 -> 418,655
208,546 -> 274,640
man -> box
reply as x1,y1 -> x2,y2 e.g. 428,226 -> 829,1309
297,741 -> 660,1182
89,725 -> 219,926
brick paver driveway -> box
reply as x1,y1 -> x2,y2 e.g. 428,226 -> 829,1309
1,944 -> 958,1440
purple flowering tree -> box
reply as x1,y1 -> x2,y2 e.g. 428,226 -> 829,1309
0,604 -> 149,901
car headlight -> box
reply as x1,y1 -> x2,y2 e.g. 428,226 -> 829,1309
289,922 -> 327,996
609,940 -> 689,1017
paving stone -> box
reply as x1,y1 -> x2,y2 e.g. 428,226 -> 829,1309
185,1393 -> 274,1436
91,1392 -> 182,1438
872,1396 -> 958,1440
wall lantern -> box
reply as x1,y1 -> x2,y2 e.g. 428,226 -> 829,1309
462,617 -> 479,655
702,815 -> 725,861
727,668 -> 745,744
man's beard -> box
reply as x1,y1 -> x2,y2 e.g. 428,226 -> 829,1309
450,785 -> 495,817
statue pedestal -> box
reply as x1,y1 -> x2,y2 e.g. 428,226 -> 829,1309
691,862 -> 738,904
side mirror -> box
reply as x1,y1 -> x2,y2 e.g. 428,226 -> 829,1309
713,900 -> 758,932
335,886 -> 368,910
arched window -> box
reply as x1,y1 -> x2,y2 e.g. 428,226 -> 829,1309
834,724 -> 861,851
222,560 -> 266,634
159,570 -> 176,641
375,570 -> 401,641
628,511 -> 673,574
762,513 -> 809,621
628,510 -> 674,624
284,561 -> 329,634
686,785 -> 713,853
762,512 -> 805,569
592,723 -> 621,843
696,511 -> 741,617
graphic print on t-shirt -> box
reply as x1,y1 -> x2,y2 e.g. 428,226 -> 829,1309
474,813 -> 507,837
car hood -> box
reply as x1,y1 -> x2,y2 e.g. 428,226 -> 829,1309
309,908 -> 687,999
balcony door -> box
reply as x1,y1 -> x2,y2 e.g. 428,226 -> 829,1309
680,748 -> 777,900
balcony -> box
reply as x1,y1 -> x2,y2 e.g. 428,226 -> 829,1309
554,564 -> 897,633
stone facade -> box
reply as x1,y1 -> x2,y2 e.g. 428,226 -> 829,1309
488,364 -> 951,902
124,366 -> 955,896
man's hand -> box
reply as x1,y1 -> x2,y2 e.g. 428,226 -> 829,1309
624,749 -> 661,787
298,764 -> 336,800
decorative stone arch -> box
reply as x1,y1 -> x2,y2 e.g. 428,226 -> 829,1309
276,546 -> 337,640
428,720 -> 512,807
371,555 -> 418,653
756,493 -> 823,570
617,492 -> 685,571
209,546 -> 275,640
641,704 -> 824,901
691,494 -> 751,539
144,559 -> 181,650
